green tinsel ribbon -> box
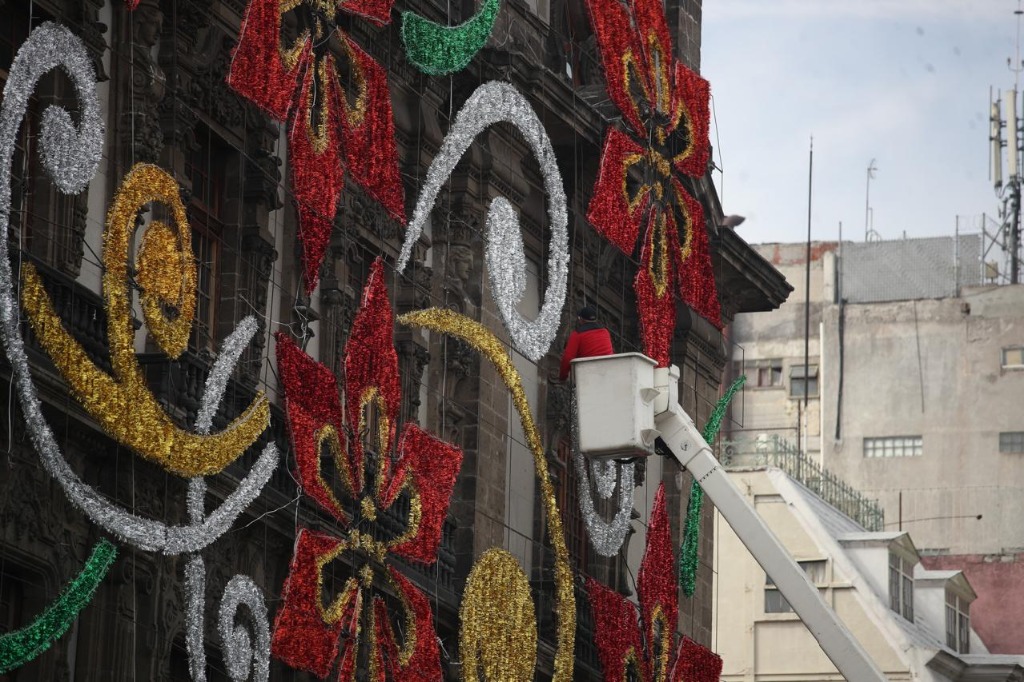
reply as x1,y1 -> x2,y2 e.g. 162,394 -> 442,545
0,538 -> 117,673
401,0 -> 501,76
679,376 -> 746,597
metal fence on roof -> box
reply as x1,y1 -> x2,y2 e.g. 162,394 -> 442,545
722,434 -> 885,532
840,234 -> 982,303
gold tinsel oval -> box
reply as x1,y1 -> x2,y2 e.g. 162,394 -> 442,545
136,219 -> 196,358
459,548 -> 537,682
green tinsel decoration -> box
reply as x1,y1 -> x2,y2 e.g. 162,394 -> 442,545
401,0 -> 501,76
0,539 -> 117,673
679,376 -> 746,597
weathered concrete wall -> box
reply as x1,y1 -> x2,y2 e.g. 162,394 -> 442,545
728,243 -> 836,455
820,286 -> 1024,557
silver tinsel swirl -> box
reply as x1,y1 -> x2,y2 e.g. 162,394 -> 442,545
0,25 -> 277,555
218,575 -> 271,682
397,81 -> 569,362
184,556 -> 208,682
591,459 -> 618,500
571,396 -> 635,556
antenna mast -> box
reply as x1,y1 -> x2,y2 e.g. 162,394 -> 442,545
991,0 -> 1024,283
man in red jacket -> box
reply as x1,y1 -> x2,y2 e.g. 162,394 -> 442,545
559,306 -> 614,381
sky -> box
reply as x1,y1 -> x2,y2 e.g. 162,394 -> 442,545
701,0 -> 1021,246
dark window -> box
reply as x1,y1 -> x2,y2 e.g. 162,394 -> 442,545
745,359 -> 783,388
185,125 -> 231,353
999,432 -> 1024,453
789,364 -> 819,398
764,560 -> 826,613
945,590 -> 970,653
889,552 -> 914,621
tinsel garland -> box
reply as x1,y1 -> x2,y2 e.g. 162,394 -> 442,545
591,459 -> 619,500
218,576 -> 271,682
571,394 -> 635,557
638,485 -> 676,680
400,0 -> 500,75
273,260 -> 461,680
271,530 -> 350,678
0,24 -> 278,556
399,308 -> 576,681
587,484 -> 725,682
185,556 -> 208,682
397,81 -> 569,363
670,637 -> 724,682
228,0 -> 406,294
460,549 -> 537,681
679,375 -> 746,597
583,0 -> 721,365
20,164 -> 270,478
0,540 -> 117,673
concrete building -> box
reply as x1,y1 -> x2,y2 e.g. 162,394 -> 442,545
727,237 -> 1024,653
0,0 -> 790,679
712,464 -> 1024,681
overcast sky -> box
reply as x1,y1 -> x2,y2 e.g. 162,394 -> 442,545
702,0 -> 1020,246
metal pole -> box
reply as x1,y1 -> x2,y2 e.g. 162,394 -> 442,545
804,139 -> 813,432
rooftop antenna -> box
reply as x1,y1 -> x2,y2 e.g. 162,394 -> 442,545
864,159 -> 879,241
1008,1 -> 1023,281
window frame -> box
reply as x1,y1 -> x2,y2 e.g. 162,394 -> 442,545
999,431 -> 1024,453
945,589 -> 970,653
1001,346 -> 1024,369
863,436 -> 923,458
888,552 -> 914,622
746,358 -> 783,389
788,364 -> 819,399
764,560 -> 827,614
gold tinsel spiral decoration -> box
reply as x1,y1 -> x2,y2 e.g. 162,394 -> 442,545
398,308 -> 575,682
459,549 -> 537,682
20,163 -> 269,478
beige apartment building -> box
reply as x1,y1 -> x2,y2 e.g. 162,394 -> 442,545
726,237 -> 1024,653
713,465 -> 1024,681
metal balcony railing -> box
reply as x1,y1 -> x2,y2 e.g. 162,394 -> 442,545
722,435 -> 885,532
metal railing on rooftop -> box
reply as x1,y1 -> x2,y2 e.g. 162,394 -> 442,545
721,435 -> 885,532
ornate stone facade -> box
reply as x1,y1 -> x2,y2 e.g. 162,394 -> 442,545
0,0 -> 788,679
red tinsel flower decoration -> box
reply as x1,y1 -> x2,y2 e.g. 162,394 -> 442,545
229,0 -> 406,295
272,258 -> 462,680
586,484 -> 724,682
584,0 -> 721,366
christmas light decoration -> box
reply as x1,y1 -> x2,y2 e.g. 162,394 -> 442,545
399,307 -> 576,681
572,395 -> 635,557
679,375 -> 745,596
460,549 -> 537,681
21,164 -> 269,478
272,259 -> 460,680
397,81 -> 569,363
587,484 -> 724,682
0,540 -> 117,674
229,0 -> 406,294
401,0 -> 500,75
584,0 -> 720,366
219,575 -> 271,682
0,24 -> 279,556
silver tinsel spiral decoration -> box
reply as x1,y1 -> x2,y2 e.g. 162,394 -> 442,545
0,25 -> 278,555
571,396 -> 635,556
218,575 -> 271,682
397,81 -> 569,362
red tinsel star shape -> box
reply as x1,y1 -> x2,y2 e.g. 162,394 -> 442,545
584,0 -> 721,366
229,0 -> 406,295
272,259 -> 461,681
586,484 -> 724,682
